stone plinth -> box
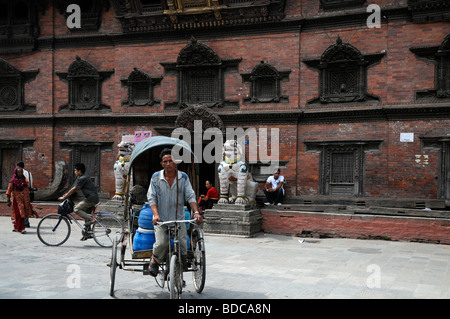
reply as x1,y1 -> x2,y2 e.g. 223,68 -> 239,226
203,204 -> 262,237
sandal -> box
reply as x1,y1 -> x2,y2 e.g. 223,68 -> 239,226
149,262 -> 159,277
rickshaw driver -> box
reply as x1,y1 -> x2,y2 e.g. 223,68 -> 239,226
147,148 -> 203,277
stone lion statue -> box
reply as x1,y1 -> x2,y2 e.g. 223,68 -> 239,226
112,141 -> 134,200
218,140 -> 258,205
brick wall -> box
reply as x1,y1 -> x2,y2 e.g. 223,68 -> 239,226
261,209 -> 450,244
0,1 -> 449,201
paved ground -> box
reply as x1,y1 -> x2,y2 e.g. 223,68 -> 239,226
0,216 -> 449,300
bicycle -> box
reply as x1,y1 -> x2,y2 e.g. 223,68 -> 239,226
37,203 -> 124,247
154,218 -> 203,299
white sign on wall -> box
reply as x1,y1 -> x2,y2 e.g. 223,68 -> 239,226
400,133 -> 414,142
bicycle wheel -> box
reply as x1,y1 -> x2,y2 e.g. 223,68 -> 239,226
37,214 -> 71,246
169,254 -> 182,299
92,214 -> 124,248
109,236 -> 118,296
192,239 -> 206,293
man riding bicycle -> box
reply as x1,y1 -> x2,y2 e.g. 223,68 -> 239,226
58,163 -> 100,240
147,148 -> 202,277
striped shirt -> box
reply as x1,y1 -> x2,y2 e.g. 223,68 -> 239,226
147,169 -> 196,222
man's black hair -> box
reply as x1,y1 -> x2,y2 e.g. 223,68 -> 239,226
159,148 -> 173,161
74,163 -> 86,174
17,161 -> 25,168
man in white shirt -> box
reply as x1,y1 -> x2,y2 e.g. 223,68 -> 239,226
264,169 -> 285,206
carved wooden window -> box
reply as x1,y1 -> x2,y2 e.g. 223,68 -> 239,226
73,145 -> 101,188
60,141 -> 113,192
177,39 -> 223,107
0,139 -> 34,189
121,68 -> 161,107
187,69 -> 218,103
408,0 -> 450,23
56,56 -> 114,111
421,137 -> 450,199
161,37 -> 240,109
241,61 -> 290,103
303,36 -> 384,105
0,144 -> 20,189
323,146 -> 363,196
305,140 -> 382,197
331,152 -> 355,184
0,58 -> 38,112
410,33 -> 450,99
0,0 -> 43,54
438,36 -> 450,98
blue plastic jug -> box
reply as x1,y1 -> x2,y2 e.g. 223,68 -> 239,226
184,206 -> 190,231
133,227 -> 155,251
138,204 -> 154,229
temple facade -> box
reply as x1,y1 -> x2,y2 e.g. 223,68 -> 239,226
0,0 -> 449,206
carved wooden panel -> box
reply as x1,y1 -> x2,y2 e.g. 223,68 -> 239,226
0,58 -> 38,112
73,145 -> 100,188
323,146 -> 363,196
410,33 -> 450,100
241,61 -> 290,103
57,56 -> 113,111
121,68 -> 161,107
303,36 -> 384,106
162,37 -> 241,109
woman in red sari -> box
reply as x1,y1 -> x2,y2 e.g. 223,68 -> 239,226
6,167 -> 32,234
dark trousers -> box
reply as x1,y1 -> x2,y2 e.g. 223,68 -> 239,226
263,188 -> 284,204
199,198 -> 218,210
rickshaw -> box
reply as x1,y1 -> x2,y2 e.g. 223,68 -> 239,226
108,136 -> 206,299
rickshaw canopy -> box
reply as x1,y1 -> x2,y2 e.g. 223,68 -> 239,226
127,136 -> 198,175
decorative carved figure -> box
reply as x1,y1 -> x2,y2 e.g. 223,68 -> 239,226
112,140 -> 134,200
217,140 -> 258,205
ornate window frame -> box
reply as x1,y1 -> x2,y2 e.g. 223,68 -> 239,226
161,37 -> 240,109
56,56 -> 114,111
305,139 -> 382,197
411,33 -> 450,100
121,68 -> 162,107
0,58 -> 39,112
303,36 -> 385,106
0,0 -> 44,54
241,61 -> 290,103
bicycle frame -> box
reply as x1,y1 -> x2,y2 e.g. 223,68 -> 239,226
157,219 -> 197,297
56,212 -> 116,234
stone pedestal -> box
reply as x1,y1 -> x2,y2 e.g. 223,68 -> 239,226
203,204 -> 262,237
97,200 -> 126,221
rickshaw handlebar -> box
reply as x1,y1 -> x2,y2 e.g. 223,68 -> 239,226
157,218 -> 198,226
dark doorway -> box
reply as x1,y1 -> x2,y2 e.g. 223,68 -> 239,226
0,147 -> 20,189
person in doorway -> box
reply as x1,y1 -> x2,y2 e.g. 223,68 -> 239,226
147,148 -> 202,277
6,167 -> 33,234
198,180 -> 219,210
17,161 -> 34,227
263,169 -> 285,206
58,163 -> 99,240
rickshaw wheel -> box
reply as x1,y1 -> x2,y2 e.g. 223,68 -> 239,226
192,239 -> 206,293
109,236 -> 118,296
169,254 -> 182,299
